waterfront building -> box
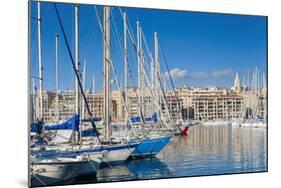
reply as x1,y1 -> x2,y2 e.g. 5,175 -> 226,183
191,94 -> 243,120
34,73 -> 266,123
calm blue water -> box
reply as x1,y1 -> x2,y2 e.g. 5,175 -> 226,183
76,125 -> 267,184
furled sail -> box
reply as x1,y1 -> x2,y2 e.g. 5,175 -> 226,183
44,114 -> 80,131
31,121 -> 43,134
130,112 -> 158,123
81,129 -> 100,137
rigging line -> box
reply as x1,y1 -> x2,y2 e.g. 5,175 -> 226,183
141,30 -> 153,63
125,28 -> 147,123
125,27 -> 142,89
82,8 -> 93,44
113,8 -> 143,92
94,6 -> 103,37
111,8 -> 124,46
81,8 -> 97,60
85,24 -> 97,57
127,25 -> 151,87
118,7 -> 137,45
139,54 -> 166,128
93,6 -> 137,135
30,16 -> 39,21
158,40 -> 183,118
30,25 -> 38,74
83,25 -> 98,62
111,9 -> 125,57
95,5 -> 143,119
125,38 -> 138,87
126,28 -> 166,128
140,45 -> 151,78
111,9 -> 125,67
115,10 -> 138,84
53,3 -> 100,143
143,47 -> 174,128
117,8 -> 138,55
117,8 -> 165,128
157,71 -> 177,129
128,42 -> 137,78
126,23 -> 159,109
69,6 -> 75,91
109,57 -> 137,135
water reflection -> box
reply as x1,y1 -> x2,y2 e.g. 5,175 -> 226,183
158,125 -> 267,176
97,165 -> 133,182
74,125 -> 267,184
127,157 -> 171,179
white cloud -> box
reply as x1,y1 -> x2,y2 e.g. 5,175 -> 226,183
165,68 -> 233,81
211,69 -> 233,78
165,68 -> 187,79
189,72 -> 209,79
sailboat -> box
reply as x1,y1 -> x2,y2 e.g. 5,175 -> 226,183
96,6 -> 140,164
31,149 -> 103,186
37,5 -> 139,164
240,68 -> 267,128
30,3 -> 104,186
122,20 -> 172,158
200,119 -> 231,126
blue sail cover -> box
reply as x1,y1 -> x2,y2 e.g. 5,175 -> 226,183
130,116 -> 141,123
144,117 -> 152,122
31,122 -> 43,134
152,112 -> 158,123
81,129 -> 99,137
130,112 -> 158,123
33,138 -> 46,146
44,115 -> 80,132
81,117 -> 102,122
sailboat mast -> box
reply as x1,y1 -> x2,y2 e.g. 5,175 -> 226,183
74,4 -> 82,143
75,4 -> 80,116
150,53 -> 154,92
55,33 -> 59,122
140,27 -> 145,116
37,2 -> 43,121
254,67 -> 258,118
136,21 -> 142,117
124,12 -> 128,123
103,6 -> 111,141
92,74 -> 95,117
263,72 -> 267,121
150,53 -> 155,113
154,32 -> 160,116
32,78 -> 36,122
257,69 -> 260,92
82,61 -> 86,120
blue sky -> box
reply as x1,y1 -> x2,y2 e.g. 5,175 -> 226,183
30,1 -> 267,92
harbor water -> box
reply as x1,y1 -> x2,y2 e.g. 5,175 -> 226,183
75,125 -> 267,184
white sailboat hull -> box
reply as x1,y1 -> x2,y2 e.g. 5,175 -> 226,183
31,152 -> 103,186
31,159 -> 86,186
200,120 -> 230,126
231,121 -> 241,126
77,153 -> 103,177
240,121 -> 267,128
102,146 -> 133,164
33,142 -> 137,166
